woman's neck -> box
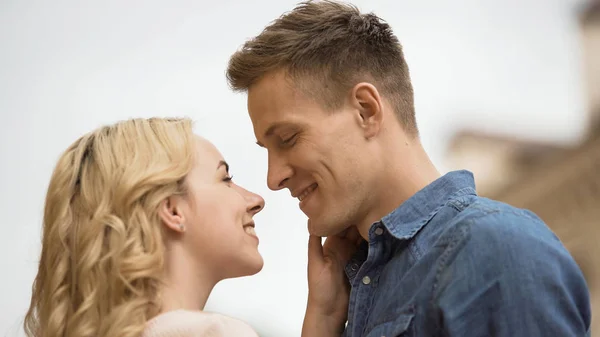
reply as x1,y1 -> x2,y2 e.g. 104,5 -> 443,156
160,246 -> 218,313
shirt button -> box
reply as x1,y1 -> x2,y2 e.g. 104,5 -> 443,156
362,276 -> 371,285
350,264 -> 359,271
374,227 -> 384,235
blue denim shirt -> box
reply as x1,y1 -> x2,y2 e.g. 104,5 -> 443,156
342,170 -> 591,337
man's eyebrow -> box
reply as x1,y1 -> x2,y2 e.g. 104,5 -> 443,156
217,160 -> 229,172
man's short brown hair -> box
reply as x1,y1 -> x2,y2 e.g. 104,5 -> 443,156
226,0 -> 417,136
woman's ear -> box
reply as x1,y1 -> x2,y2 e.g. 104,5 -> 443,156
159,197 -> 186,233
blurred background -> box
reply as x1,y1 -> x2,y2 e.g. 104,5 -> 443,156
0,0 -> 597,335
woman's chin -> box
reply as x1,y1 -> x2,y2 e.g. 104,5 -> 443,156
243,255 -> 264,276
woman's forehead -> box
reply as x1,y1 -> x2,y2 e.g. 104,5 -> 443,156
194,136 -> 225,168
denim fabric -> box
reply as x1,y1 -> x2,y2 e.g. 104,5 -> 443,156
342,170 -> 591,337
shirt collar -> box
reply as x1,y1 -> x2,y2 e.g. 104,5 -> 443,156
381,169 -> 477,240
345,170 -> 477,281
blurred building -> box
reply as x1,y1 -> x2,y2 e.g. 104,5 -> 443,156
445,1 -> 600,334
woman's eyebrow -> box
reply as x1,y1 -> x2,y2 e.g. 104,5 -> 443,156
217,160 -> 229,173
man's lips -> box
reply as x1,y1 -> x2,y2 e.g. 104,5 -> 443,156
295,183 -> 318,201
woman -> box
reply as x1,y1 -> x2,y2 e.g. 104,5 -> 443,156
24,117 -> 266,337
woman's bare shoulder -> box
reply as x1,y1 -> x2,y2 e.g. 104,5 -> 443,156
142,310 -> 259,337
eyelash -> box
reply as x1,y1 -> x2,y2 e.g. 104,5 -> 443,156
223,175 -> 233,182
281,134 -> 297,146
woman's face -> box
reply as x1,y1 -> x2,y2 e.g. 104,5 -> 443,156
167,136 -> 265,279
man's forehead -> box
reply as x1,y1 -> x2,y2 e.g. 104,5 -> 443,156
248,73 -> 303,111
247,74 -> 313,144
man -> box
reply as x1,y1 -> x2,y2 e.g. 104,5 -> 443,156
226,1 -> 591,336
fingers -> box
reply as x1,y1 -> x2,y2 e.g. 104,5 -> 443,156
336,239 -> 359,262
307,235 -> 324,266
331,226 -> 363,248
323,236 -> 358,264
336,227 -> 351,238
309,225 -> 363,270
344,226 -> 361,244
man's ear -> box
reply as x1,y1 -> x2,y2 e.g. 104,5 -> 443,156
350,82 -> 384,139
158,197 -> 186,233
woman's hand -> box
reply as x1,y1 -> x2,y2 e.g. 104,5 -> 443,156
301,226 -> 362,337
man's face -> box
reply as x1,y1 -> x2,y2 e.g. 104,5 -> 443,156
248,71 -> 374,236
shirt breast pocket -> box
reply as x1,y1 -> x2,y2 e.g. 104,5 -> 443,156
364,313 -> 414,337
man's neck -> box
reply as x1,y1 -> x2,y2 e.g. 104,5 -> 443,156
356,140 -> 440,241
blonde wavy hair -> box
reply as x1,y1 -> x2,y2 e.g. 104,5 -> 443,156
24,117 -> 196,337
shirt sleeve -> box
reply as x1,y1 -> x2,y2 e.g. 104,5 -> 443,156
434,216 -> 591,337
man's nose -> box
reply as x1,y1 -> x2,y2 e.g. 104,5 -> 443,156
267,153 -> 293,191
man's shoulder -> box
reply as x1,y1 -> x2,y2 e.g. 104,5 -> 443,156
450,196 -> 553,238
431,199 -> 591,336
403,196 -> 556,262
458,196 -> 543,223
435,196 -> 565,262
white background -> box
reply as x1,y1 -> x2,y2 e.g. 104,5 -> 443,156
0,0 -> 590,335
